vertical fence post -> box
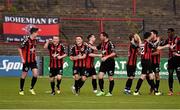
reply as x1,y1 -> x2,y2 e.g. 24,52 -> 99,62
6,0 -> 12,10
173,0 -> 176,15
99,20 -> 104,33
132,0 -> 136,16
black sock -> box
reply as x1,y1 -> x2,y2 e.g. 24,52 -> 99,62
109,80 -> 114,94
135,78 -> 143,92
56,79 -> 61,90
155,80 -> 160,91
99,79 -> 104,92
92,79 -> 97,90
20,78 -> 25,91
50,81 -> 55,92
75,80 -> 79,93
78,79 -> 85,89
30,77 -> 37,89
125,78 -> 133,90
168,73 -> 174,92
146,77 -> 152,89
149,79 -> 158,92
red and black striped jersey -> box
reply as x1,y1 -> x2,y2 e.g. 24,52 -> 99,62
141,40 -> 154,60
85,43 -> 95,69
127,43 -> 138,66
175,37 -> 180,55
48,43 -> 66,68
70,44 -> 87,68
151,39 -> 161,64
96,40 -> 115,59
19,36 -> 37,63
163,36 -> 177,58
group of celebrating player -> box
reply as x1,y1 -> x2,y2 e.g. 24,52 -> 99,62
18,27 -> 180,96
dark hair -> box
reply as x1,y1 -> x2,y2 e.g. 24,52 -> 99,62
87,34 -> 94,40
151,30 -> 158,35
75,35 -> 83,39
30,27 -> 39,34
100,32 -> 109,38
129,33 -> 135,41
168,28 -> 175,32
143,32 -> 152,39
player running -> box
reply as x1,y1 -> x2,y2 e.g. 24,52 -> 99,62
18,27 -> 39,95
44,36 -> 67,95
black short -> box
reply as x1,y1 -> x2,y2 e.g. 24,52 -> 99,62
141,59 -> 152,74
73,67 -> 86,76
49,68 -> 63,77
84,67 -> 96,77
22,61 -> 38,72
126,65 -> 136,77
152,63 -> 160,73
168,57 -> 176,70
99,58 -> 115,76
174,56 -> 180,72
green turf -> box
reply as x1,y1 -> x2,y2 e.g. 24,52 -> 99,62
0,77 -> 179,109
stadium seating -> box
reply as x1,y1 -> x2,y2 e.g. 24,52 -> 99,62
0,0 -> 178,57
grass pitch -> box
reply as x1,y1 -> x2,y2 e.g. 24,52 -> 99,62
0,77 -> 179,109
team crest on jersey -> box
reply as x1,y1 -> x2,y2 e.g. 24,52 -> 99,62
81,48 -> 84,52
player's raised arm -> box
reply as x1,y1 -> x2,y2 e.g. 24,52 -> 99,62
84,42 -> 98,51
134,33 -> 142,45
44,40 -> 50,49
